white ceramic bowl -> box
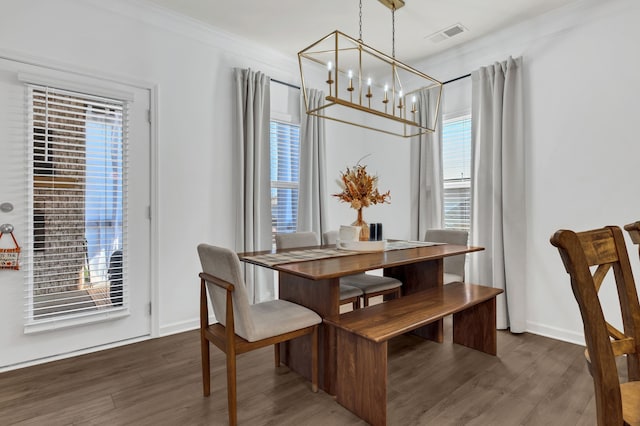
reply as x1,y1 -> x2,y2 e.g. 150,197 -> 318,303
336,239 -> 386,252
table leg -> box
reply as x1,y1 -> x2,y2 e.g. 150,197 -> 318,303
384,259 -> 444,342
278,273 -> 340,394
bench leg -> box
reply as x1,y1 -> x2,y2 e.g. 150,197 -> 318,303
453,297 -> 497,355
335,328 -> 387,426
412,320 -> 444,343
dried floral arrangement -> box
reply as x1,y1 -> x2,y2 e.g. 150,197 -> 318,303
332,163 -> 391,210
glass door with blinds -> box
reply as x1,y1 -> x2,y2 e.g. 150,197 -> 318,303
0,57 -> 152,354
27,85 -> 130,324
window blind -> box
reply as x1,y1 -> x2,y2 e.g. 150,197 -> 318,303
25,85 -> 129,326
270,120 -> 300,241
442,115 -> 471,231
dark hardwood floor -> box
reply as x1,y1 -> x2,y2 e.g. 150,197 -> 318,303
0,320 -> 603,425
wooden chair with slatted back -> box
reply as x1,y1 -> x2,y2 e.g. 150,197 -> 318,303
198,244 -> 321,426
550,226 -> 640,425
624,221 -> 640,258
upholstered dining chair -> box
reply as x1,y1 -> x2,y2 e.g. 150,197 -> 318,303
197,244 -> 321,426
424,229 -> 469,283
321,230 -> 338,246
550,226 -> 640,426
322,230 -> 403,308
275,232 -> 363,310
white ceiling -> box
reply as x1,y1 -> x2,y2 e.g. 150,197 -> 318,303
143,0 -> 579,63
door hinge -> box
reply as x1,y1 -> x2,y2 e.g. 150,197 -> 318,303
146,109 -> 152,123
148,302 -> 152,316
147,205 -> 152,220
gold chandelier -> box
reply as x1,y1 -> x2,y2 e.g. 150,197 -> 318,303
298,0 -> 442,138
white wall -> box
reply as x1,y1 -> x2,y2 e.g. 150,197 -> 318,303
323,0 -> 640,345
2,0 -> 639,369
374,0 -> 640,344
324,116 -> 412,241
0,0 -> 303,369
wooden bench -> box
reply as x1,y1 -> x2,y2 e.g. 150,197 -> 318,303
323,282 -> 503,426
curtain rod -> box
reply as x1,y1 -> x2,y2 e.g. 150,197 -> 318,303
271,78 -> 300,90
443,73 -> 471,85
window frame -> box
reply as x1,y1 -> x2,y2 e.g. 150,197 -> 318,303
442,113 -> 472,232
269,118 -> 301,244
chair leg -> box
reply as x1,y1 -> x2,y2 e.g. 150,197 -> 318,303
352,297 -> 359,310
201,333 -> 210,396
226,351 -> 237,426
628,352 -> 640,381
274,343 -> 280,367
311,326 -> 318,393
363,294 -> 370,307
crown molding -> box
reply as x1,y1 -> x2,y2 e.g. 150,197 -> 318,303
81,0 -> 298,74
414,0 -> 631,76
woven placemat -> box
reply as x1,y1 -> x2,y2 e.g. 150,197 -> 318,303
241,248 -> 353,267
241,240 -> 442,267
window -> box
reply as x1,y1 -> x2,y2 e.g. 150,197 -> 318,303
442,115 -> 471,231
26,85 -> 128,325
270,120 -> 300,242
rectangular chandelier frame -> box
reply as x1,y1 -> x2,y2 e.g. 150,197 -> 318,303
298,30 -> 443,138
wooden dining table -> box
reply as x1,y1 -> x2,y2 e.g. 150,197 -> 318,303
238,242 -> 484,395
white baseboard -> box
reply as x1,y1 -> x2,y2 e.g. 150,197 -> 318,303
1,320 -> 201,373
526,320 -> 585,346
159,318 -> 199,337
0,317 -> 583,373
0,335 -> 149,373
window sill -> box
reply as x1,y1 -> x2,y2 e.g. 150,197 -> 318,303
24,308 -> 129,334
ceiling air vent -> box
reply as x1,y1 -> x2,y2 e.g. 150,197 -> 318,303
427,23 -> 468,43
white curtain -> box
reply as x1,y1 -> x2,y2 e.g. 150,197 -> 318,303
469,56 -> 526,332
233,68 -> 274,303
410,89 -> 443,240
297,89 -> 328,236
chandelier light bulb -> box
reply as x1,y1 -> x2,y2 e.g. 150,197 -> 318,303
326,60 -> 334,94
347,69 -> 354,93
